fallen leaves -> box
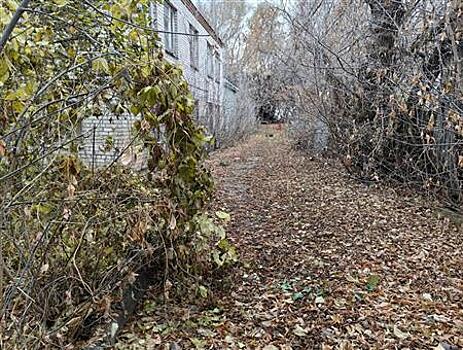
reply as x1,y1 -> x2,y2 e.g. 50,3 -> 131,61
115,127 -> 463,349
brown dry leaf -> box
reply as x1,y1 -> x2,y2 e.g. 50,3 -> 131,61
0,140 -> 6,157
115,128 -> 463,350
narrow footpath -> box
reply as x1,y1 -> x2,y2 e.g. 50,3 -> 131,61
118,127 -> 463,349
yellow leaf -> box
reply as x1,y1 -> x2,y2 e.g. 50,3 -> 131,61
67,47 -> 76,58
0,58 -> 10,84
92,57 -> 110,73
53,0 -> 68,6
12,101 -> 25,113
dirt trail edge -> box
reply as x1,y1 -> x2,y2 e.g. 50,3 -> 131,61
117,128 -> 463,350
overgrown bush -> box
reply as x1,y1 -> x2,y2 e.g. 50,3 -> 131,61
0,1 -> 235,348
329,0 -> 463,206
277,0 -> 462,208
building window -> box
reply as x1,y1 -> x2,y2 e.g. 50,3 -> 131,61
207,43 -> 214,78
163,1 -> 177,56
189,24 -> 199,69
214,52 -> 220,82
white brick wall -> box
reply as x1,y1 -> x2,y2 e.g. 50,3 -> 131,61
78,113 -> 145,169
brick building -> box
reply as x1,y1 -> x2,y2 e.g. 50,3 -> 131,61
79,0 -> 224,167
152,0 -> 224,129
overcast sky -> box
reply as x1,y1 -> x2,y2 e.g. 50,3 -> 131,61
193,0 -> 281,7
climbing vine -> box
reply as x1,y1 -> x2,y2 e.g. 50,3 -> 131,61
0,0 -> 235,348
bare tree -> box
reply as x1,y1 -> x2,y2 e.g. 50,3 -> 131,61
196,0 -> 259,143
255,0 -> 462,207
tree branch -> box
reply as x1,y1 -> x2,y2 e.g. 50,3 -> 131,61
0,0 -> 31,55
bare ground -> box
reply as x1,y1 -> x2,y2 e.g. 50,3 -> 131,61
117,127 -> 463,350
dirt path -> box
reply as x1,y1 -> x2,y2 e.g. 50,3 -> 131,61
118,128 -> 463,349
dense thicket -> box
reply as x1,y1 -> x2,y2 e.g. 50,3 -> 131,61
256,0 -> 462,208
0,1 -> 234,348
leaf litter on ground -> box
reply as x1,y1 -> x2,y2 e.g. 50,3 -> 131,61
116,127 -> 463,349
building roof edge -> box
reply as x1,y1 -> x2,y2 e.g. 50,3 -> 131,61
180,0 -> 224,47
